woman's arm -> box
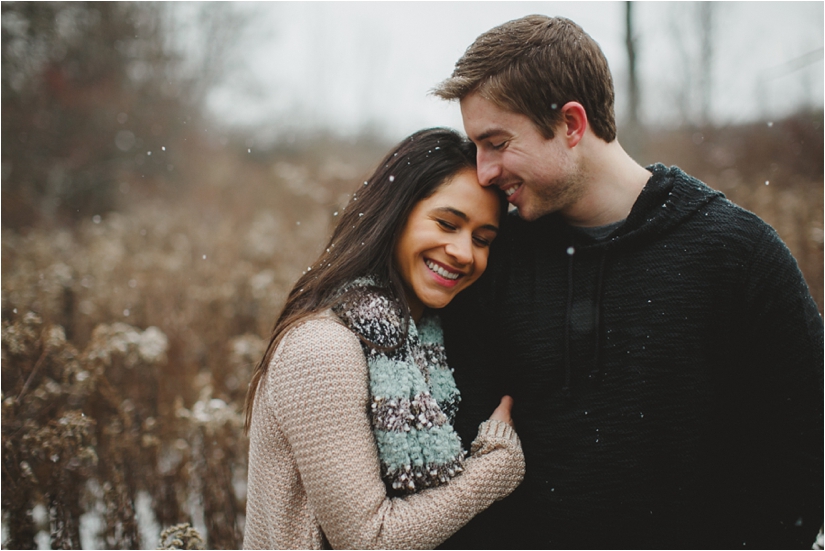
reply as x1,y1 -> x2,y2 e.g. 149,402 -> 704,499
266,317 -> 524,550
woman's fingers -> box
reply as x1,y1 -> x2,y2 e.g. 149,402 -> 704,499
489,395 -> 514,426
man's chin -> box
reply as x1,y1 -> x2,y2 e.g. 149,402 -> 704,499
514,206 -> 540,222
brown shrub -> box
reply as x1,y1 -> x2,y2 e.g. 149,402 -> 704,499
1,135 -> 375,548
2,112 -> 821,547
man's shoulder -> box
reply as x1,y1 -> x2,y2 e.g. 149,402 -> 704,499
691,189 -> 777,244
651,164 -> 774,242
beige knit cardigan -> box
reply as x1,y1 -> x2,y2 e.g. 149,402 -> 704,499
243,313 -> 525,550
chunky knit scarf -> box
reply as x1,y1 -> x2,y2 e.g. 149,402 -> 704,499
332,279 -> 466,494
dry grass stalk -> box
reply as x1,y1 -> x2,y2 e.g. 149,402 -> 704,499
2,117 -> 821,548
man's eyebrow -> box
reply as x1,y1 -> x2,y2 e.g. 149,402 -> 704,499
433,207 -> 499,233
473,128 -> 507,143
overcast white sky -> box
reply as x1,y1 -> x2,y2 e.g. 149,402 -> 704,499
193,2 -> 824,143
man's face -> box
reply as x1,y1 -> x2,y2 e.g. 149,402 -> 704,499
461,92 -> 584,221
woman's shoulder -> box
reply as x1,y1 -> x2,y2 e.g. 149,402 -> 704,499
277,310 -> 362,356
263,311 -> 369,392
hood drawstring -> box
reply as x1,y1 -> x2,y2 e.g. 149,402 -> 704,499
562,246 -> 575,394
562,244 -> 608,393
589,251 -> 608,386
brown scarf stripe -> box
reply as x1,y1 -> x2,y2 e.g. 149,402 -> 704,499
370,392 -> 449,432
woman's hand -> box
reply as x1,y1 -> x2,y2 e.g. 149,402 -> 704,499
489,395 -> 515,427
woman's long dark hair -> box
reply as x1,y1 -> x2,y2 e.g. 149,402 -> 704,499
244,128 -> 499,431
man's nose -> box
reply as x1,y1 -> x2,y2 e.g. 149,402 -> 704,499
476,150 -> 501,187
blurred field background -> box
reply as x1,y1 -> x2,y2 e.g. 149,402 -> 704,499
2,2 -> 822,549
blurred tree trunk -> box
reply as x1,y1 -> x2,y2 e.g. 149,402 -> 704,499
698,3 -> 714,125
623,1 -> 642,158
1,2 -> 250,230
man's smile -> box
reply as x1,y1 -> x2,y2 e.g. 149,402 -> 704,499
503,183 -> 522,197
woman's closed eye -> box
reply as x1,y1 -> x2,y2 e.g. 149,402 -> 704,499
436,219 -> 457,231
472,235 -> 493,247
436,218 -> 493,247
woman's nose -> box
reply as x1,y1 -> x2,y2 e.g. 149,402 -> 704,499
445,235 -> 473,265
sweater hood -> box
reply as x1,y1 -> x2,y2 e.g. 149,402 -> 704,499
502,164 -> 725,393
604,163 -> 724,248
526,163 -> 725,251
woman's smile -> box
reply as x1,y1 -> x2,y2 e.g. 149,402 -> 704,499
424,258 -> 463,285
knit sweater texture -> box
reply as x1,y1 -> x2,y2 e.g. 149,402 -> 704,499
441,164 -> 824,549
243,312 -> 525,550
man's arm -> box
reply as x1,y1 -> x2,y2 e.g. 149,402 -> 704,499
730,222 -> 823,548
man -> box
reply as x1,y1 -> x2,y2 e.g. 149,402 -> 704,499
435,15 -> 823,549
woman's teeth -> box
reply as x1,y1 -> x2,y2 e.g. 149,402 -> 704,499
425,260 -> 460,280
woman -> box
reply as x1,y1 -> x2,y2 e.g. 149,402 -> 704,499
243,128 -> 524,549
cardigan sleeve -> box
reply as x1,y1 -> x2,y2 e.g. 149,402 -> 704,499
266,317 -> 525,550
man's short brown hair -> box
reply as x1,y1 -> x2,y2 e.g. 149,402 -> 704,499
434,15 -> 617,142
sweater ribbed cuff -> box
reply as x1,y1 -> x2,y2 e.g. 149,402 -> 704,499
476,419 -> 519,446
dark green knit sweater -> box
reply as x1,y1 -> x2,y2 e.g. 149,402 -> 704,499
441,164 -> 823,549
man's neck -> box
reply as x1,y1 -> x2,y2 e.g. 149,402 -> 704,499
562,138 -> 651,228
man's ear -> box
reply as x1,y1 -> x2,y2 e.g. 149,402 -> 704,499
560,102 -> 587,148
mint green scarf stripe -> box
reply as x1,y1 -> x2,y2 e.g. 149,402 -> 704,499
416,317 -> 444,344
428,367 -> 459,404
368,356 -> 428,398
374,425 -> 464,470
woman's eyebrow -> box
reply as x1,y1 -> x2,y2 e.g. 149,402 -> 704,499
432,207 -> 499,233
433,206 -> 468,221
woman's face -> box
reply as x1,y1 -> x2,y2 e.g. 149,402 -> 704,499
394,168 -> 501,321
